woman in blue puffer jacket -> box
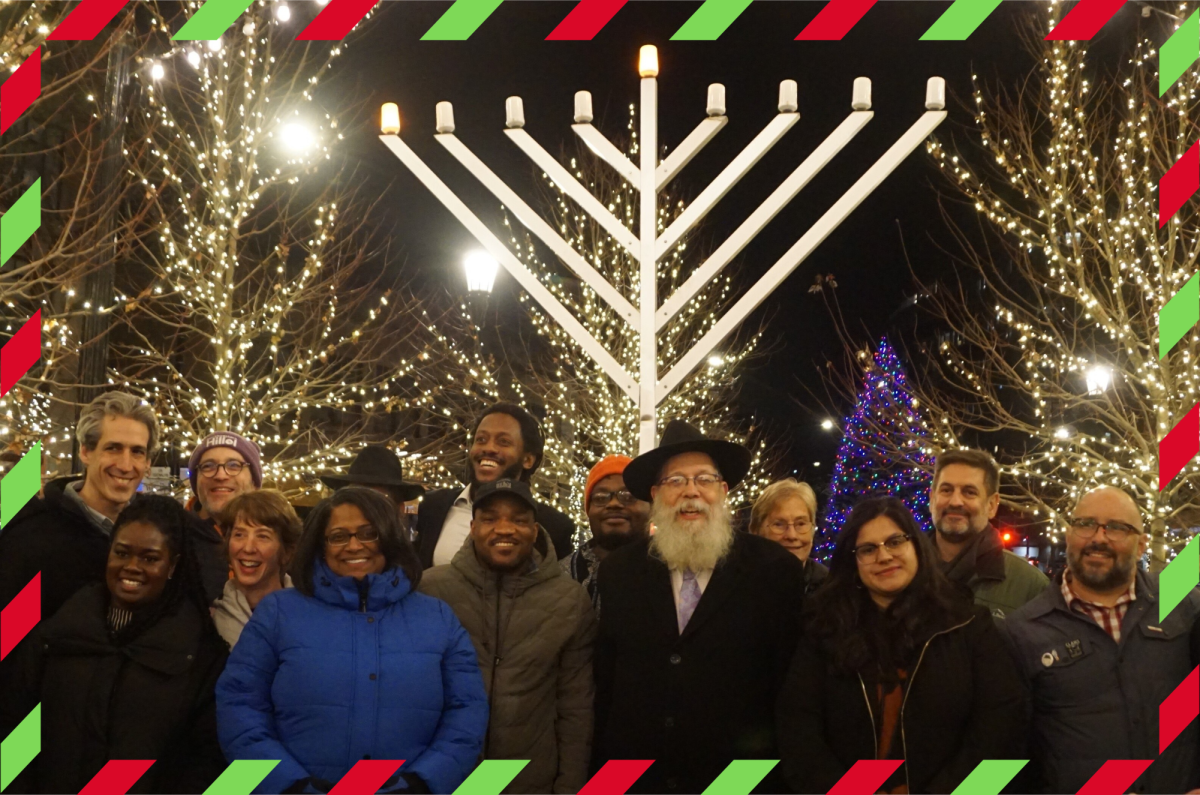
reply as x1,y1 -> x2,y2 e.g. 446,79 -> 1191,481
216,487 -> 488,794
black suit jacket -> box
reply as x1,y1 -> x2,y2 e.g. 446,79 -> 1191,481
414,486 -> 577,569
593,533 -> 806,794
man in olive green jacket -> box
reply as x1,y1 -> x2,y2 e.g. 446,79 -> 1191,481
419,479 -> 596,794
930,449 -> 1049,618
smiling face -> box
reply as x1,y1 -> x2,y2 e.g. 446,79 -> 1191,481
470,413 -> 537,486
471,493 -> 538,572
197,447 -> 256,518
106,520 -> 178,609
78,416 -> 151,519
930,463 -> 1000,546
323,503 -> 386,579
758,495 -> 815,562
854,515 -> 919,608
1066,487 -> 1147,595
228,517 -> 286,593
587,473 -> 650,550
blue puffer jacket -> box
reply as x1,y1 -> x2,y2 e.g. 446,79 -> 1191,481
216,559 -> 488,794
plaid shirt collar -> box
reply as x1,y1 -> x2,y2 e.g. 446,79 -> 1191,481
1061,570 -> 1136,642
1061,570 -> 1137,610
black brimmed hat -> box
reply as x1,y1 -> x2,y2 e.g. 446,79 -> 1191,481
622,419 -> 752,501
319,445 -> 426,502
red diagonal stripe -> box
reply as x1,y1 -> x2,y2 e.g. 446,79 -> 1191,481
827,760 -> 903,795
1075,760 -> 1153,795
296,0 -> 380,40
1160,666 -> 1199,753
1160,403 -> 1200,489
578,760 -> 654,794
546,0 -> 627,40
1,310 -> 43,397
1159,141 -> 1199,228
0,573 -> 40,660
46,0 -> 130,41
78,760 -> 156,795
328,760 -> 403,794
1,48 -> 41,135
796,0 -> 877,40
1046,0 -> 1126,40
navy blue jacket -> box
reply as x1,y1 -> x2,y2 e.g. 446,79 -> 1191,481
1003,571 -> 1200,794
216,559 -> 489,794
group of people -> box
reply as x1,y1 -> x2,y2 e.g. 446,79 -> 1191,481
0,391 -> 1197,795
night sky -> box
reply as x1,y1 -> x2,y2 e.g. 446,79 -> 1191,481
323,1 -> 1152,480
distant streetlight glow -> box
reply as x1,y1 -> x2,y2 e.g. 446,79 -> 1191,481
1085,364 -> 1113,395
187,50 -> 201,69
150,61 -> 165,80
280,122 -> 314,152
464,251 -> 499,294
821,419 -> 834,430
275,1 -> 291,21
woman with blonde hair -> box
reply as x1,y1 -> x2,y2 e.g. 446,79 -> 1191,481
750,478 -> 828,595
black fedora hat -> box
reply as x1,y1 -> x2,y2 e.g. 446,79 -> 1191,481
319,445 -> 426,502
623,419 -> 752,501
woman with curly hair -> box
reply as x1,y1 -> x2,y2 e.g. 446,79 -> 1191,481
777,497 -> 1027,794
0,495 -> 230,794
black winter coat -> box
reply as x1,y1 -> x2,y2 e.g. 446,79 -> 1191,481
0,584 -> 230,794
593,533 -> 805,794
777,604 -> 1028,794
415,487 -> 576,568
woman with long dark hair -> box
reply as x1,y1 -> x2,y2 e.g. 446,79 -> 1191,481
216,487 -> 488,794
777,497 -> 1026,794
0,495 -> 230,793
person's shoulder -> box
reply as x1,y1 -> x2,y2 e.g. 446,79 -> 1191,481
416,564 -> 462,595
737,532 -> 805,571
536,501 -> 576,528
1005,583 -> 1059,631
1002,551 -> 1049,584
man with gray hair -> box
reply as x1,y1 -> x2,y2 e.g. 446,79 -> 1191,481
0,391 -> 159,621
1004,486 -> 1200,794
592,420 -> 805,794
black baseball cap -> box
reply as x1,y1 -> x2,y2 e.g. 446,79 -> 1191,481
472,478 -> 539,517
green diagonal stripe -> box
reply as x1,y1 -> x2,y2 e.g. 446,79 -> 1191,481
951,760 -> 1027,795
1,704 -> 40,790
702,760 -> 779,795
1161,535 -> 1200,622
1,441 -> 42,529
1160,271 -> 1200,358
420,0 -> 504,40
672,0 -> 755,40
173,0 -> 256,40
1,178 -> 41,268
920,0 -> 1005,40
203,760 -> 280,795
1160,11 -> 1200,96
451,760 -> 528,795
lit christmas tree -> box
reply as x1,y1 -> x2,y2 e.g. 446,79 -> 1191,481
817,337 -> 933,559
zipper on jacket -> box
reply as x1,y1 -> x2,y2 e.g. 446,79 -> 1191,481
898,616 -> 975,795
358,579 -> 369,613
856,672 -> 879,760
485,572 -> 503,756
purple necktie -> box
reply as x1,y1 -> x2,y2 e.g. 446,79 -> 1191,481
678,569 -> 701,633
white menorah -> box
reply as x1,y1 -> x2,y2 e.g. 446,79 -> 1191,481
380,45 -> 948,454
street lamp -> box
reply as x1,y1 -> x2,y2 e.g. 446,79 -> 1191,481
280,122 -> 315,153
464,251 -> 498,324
1085,364 -> 1113,395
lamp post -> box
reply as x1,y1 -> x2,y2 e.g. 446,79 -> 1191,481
463,250 -> 498,325
380,49 -> 947,453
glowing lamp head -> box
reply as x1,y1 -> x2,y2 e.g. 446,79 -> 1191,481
280,123 -> 314,153
380,103 -> 401,135
1085,364 -> 1112,395
464,251 -> 499,294
275,1 -> 291,21
150,61 -> 165,80
638,45 -> 659,78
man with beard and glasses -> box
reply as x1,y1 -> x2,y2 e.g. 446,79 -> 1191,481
415,403 -> 577,568
591,420 -> 805,794
1004,486 -> 1200,795
561,456 -> 650,610
930,449 -> 1048,618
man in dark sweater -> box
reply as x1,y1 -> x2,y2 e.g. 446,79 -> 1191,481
415,403 -> 576,568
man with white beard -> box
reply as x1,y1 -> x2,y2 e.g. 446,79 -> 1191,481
591,420 -> 805,794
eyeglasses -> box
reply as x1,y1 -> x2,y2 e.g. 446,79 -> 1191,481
767,519 -> 812,534
197,460 -> 247,478
325,527 -> 381,547
1067,518 -> 1140,542
657,474 -> 723,490
854,533 -> 912,563
591,489 -> 637,506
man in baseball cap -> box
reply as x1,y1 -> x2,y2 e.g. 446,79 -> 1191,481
188,432 -> 263,525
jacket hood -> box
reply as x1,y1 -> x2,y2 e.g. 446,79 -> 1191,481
310,557 -> 413,611
448,525 -> 561,595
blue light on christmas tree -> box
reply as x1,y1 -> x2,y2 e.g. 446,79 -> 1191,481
816,337 -> 934,560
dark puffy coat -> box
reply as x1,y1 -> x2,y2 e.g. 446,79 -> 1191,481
593,533 -> 805,794
216,559 -> 489,794
415,488 -> 577,568
0,584 -> 229,794
778,604 -> 1028,794
419,529 -> 596,794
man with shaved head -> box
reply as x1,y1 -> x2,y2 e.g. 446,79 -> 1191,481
1004,486 -> 1200,794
